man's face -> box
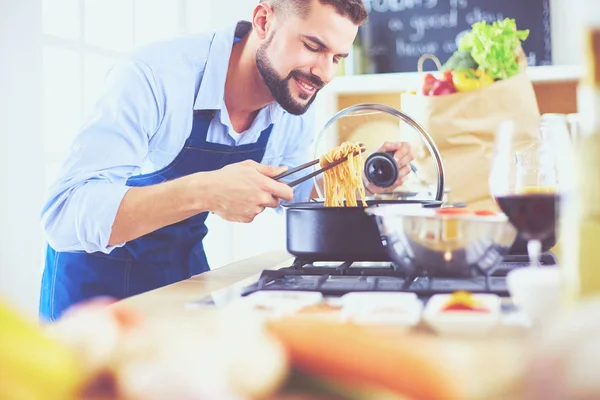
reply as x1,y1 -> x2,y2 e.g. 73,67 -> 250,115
256,2 -> 358,115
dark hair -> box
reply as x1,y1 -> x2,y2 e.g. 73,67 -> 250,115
260,0 -> 369,26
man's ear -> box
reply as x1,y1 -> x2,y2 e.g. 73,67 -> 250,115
252,3 -> 275,40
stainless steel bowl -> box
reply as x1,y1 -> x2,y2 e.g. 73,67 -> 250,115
365,205 -> 518,278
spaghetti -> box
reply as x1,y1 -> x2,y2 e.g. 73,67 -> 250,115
320,142 -> 368,207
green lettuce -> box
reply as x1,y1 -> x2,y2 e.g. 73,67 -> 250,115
458,18 -> 530,80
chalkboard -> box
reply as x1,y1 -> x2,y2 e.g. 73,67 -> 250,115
359,0 -> 552,73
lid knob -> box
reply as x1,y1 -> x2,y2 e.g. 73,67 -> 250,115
364,151 -> 398,188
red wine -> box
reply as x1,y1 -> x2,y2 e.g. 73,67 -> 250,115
495,193 -> 560,241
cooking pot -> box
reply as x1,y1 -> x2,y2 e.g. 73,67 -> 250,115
283,103 -> 446,262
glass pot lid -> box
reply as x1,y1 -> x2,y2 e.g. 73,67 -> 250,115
311,103 -> 445,201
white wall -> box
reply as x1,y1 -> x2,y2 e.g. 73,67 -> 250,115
0,0 -> 46,317
550,0 -> 598,66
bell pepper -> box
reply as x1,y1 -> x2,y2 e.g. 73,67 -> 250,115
452,68 -> 494,92
422,70 -> 457,96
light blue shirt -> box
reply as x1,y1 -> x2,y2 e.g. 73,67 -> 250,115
42,21 -> 317,254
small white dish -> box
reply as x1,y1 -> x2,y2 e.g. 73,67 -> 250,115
506,266 -> 560,324
340,292 -> 419,308
243,290 -> 323,305
423,293 -> 501,337
231,291 -> 323,318
340,292 -> 423,326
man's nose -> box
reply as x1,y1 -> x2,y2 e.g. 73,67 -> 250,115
310,55 -> 335,85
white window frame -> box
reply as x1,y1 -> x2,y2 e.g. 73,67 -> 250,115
42,0 -> 188,165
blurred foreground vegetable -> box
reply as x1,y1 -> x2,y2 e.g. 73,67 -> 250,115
48,305 -> 289,400
1,298 -> 290,400
267,318 -> 463,400
0,299 -> 85,400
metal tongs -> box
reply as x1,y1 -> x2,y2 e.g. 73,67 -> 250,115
273,145 -> 366,187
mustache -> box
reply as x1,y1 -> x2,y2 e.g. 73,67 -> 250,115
288,70 -> 325,90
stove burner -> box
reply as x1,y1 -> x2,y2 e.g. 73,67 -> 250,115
241,253 -> 557,298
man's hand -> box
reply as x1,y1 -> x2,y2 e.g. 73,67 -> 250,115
204,160 -> 294,223
364,141 -> 415,195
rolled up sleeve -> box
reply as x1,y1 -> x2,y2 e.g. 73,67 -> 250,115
42,58 -> 164,253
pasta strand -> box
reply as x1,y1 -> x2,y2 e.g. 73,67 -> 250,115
319,142 -> 368,207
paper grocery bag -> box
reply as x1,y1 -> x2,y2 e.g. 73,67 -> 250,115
400,69 -> 541,210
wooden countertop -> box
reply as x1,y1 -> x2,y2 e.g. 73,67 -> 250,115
113,251 -> 533,398
114,250 -> 292,317
115,251 -> 525,334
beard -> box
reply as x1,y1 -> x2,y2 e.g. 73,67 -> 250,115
256,38 -> 324,116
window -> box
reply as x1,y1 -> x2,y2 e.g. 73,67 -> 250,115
42,0 -> 186,185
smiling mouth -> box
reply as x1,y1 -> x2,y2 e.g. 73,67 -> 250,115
293,76 -> 318,97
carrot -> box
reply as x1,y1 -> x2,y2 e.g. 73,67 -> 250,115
267,318 -> 463,400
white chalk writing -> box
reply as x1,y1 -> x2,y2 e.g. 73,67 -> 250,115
465,7 -> 504,25
388,18 -> 405,31
449,0 -> 468,9
362,0 -> 438,13
369,45 -> 389,57
396,39 -> 439,57
409,9 -> 457,41
442,40 -> 458,53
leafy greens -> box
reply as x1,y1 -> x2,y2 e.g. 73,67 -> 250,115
458,18 -> 530,80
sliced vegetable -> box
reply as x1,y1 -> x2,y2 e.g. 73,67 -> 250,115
440,291 -> 490,313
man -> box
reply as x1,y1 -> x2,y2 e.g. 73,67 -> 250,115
40,0 -> 415,321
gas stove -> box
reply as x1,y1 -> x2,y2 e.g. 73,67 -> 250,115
240,253 -> 557,298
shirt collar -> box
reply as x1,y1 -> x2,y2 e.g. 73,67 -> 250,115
194,21 -> 285,126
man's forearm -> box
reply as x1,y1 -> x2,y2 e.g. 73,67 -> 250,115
108,174 -> 213,246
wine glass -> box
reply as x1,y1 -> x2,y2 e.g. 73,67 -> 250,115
489,115 -> 572,268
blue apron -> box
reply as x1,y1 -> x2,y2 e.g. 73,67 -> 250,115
40,110 -> 273,321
